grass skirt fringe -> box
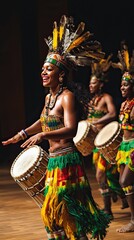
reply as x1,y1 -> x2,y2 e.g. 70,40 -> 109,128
93,148 -> 124,196
41,150 -> 110,240
116,139 -> 134,172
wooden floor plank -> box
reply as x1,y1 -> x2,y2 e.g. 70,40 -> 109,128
0,167 -> 133,240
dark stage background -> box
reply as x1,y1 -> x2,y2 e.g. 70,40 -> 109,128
0,0 -> 134,166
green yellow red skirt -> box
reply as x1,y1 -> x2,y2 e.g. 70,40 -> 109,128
116,138 -> 134,172
41,147 -> 110,240
92,148 -> 124,196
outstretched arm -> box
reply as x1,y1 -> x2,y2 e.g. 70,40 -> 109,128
2,119 -> 42,146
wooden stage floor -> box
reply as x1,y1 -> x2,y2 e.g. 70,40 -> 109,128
0,167 -> 133,240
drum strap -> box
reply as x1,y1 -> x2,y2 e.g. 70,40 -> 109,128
122,185 -> 134,196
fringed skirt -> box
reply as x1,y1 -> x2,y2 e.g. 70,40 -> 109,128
93,148 -> 124,197
116,138 -> 134,172
41,146 -> 110,240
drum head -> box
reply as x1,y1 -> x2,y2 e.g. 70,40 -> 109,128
94,121 -> 119,147
11,145 -> 41,178
73,120 -> 90,143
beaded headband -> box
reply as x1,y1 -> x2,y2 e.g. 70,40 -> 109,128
122,72 -> 132,82
45,53 -> 70,73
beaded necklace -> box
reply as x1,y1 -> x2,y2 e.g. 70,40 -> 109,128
88,94 -> 103,112
120,98 -> 134,117
90,94 -> 103,107
45,86 -> 63,116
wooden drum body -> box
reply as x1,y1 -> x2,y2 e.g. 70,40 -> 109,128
10,145 -> 48,208
73,120 -> 96,156
94,121 -> 123,164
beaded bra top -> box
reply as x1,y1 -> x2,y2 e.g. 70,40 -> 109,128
40,114 -> 64,132
87,94 -> 107,122
119,98 -> 134,131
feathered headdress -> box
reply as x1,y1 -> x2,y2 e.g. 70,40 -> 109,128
44,15 -> 105,72
112,41 -> 134,83
90,54 -> 113,82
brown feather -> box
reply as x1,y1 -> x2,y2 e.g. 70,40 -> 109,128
111,62 -> 123,71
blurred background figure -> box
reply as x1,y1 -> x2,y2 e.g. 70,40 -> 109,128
112,42 -> 134,233
87,57 -> 128,220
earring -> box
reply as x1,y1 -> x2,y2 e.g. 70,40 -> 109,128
59,76 -> 63,83
99,86 -> 102,91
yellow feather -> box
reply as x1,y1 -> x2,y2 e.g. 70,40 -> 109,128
53,21 -> 58,50
99,54 -> 112,72
67,31 -> 90,52
59,26 -> 64,41
59,15 -> 66,41
123,49 -> 129,70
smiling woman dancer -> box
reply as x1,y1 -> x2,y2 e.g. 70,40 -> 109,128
2,15 -> 110,240
112,42 -> 134,233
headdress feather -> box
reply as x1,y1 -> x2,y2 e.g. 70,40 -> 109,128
111,41 -> 134,83
72,22 -> 85,39
112,41 -> 133,73
59,15 -> 67,41
66,31 -> 91,52
91,54 -> 113,82
129,50 -> 134,73
45,15 -> 105,69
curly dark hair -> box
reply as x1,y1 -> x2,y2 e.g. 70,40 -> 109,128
67,81 -> 90,121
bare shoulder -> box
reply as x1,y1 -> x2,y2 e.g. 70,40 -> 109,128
103,93 -> 113,101
62,88 -> 75,99
103,93 -> 113,98
61,89 -> 75,108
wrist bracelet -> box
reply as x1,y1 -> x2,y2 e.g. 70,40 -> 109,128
22,129 -> 28,138
18,129 -> 28,140
18,131 -> 25,140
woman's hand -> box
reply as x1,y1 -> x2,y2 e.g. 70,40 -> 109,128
87,120 -> 98,133
91,123 -> 99,133
20,132 -> 44,148
2,133 -> 22,146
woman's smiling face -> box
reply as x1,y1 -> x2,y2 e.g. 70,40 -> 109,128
120,80 -> 133,98
41,62 -> 61,88
89,75 -> 102,94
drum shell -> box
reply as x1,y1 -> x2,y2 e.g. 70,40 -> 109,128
73,121 -> 96,156
10,146 -> 48,208
94,122 -> 123,164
